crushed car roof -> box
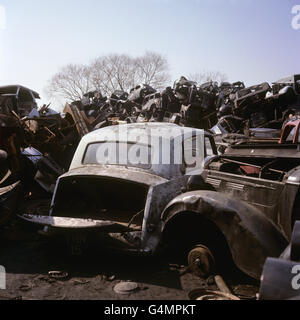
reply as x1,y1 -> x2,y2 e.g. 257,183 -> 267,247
0,85 -> 40,99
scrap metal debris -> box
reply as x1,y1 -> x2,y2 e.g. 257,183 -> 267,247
67,74 -> 300,136
1,74 -> 300,301
48,271 -> 69,281
188,288 -> 240,300
1,75 -> 299,208
113,281 -> 140,295
214,275 -> 232,295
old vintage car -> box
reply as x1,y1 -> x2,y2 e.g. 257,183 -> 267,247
20,123 -> 286,280
167,124 -> 300,279
202,120 -> 300,238
20,123 -> 213,248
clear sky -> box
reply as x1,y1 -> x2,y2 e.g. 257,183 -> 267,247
0,0 -> 299,108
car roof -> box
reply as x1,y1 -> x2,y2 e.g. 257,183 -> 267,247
84,123 -> 207,143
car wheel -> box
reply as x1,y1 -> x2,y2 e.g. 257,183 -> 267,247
188,245 -> 215,278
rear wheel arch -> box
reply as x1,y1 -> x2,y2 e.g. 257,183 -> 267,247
161,211 -> 234,269
160,190 -> 288,280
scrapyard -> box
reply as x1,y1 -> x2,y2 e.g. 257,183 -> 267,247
1,73 -> 300,300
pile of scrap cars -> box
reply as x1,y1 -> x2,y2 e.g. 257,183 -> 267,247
2,75 -> 300,300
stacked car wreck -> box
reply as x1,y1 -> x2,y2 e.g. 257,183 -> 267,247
2,74 -> 300,299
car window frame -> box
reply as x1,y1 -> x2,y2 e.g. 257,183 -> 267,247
81,140 -> 153,169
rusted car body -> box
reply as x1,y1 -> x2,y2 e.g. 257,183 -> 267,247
21,123 -> 214,253
165,121 -> 300,279
164,131 -> 300,279
202,128 -> 300,239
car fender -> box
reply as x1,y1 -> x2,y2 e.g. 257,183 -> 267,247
161,190 -> 288,279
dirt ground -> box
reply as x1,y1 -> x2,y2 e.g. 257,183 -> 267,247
0,216 -> 259,301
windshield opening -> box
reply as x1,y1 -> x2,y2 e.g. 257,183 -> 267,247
83,141 -> 152,169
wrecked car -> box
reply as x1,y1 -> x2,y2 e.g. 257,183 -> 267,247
212,76 -> 300,135
0,85 -> 40,118
202,120 -> 300,238
272,74 -> 300,107
177,127 -> 300,278
128,84 -> 156,105
20,123 -> 286,281
20,123 -> 213,252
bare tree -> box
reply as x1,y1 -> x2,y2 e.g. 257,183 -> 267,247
188,70 -> 228,85
46,52 -> 170,104
90,54 -> 138,96
46,64 -> 93,102
134,51 -> 170,90
91,51 -> 170,95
